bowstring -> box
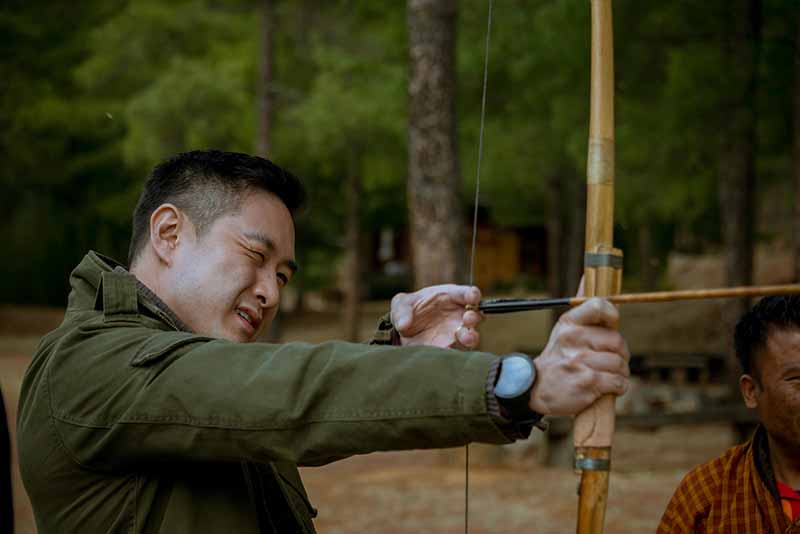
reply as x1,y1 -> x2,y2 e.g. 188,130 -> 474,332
466,1 -> 494,533
468,0 -> 494,287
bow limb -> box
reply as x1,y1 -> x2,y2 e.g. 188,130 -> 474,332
574,1 -> 622,533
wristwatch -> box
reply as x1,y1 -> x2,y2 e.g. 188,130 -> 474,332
494,353 -> 547,431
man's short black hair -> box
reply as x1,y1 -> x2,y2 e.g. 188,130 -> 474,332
734,295 -> 800,381
128,150 -> 305,266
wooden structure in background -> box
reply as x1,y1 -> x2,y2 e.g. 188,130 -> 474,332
366,222 -> 547,294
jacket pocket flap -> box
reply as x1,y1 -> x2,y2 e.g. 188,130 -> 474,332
130,333 -> 213,367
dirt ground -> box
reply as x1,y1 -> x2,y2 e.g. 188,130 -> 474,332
0,303 -> 741,533
298,423 -> 734,534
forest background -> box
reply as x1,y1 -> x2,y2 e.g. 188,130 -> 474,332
2,1 -> 800,532
2,0 -> 799,321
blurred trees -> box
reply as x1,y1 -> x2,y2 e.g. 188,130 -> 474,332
1,0 -> 798,305
0,0 -> 133,304
289,2 -> 406,336
794,11 -> 800,281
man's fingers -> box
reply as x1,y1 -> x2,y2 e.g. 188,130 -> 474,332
391,284 -> 484,347
566,325 -> 628,360
455,325 -> 480,349
447,284 -> 481,306
392,310 -> 412,333
593,370 -> 629,397
415,284 -> 481,309
390,293 -> 413,333
461,309 -> 482,329
392,285 -> 481,322
562,297 -> 619,329
581,351 -> 630,377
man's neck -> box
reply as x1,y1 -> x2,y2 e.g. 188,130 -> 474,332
129,259 -> 192,333
768,433 -> 800,489
130,257 -> 165,301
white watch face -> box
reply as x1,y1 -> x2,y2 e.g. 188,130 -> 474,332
495,355 -> 534,399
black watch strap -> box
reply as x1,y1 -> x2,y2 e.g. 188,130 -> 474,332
495,354 -> 547,431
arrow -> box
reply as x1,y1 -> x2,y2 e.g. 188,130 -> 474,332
475,284 -> 800,314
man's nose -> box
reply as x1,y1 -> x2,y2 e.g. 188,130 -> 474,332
255,274 -> 280,309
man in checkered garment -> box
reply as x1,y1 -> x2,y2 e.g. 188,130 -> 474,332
658,295 -> 800,533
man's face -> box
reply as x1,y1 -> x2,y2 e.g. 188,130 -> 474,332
167,189 -> 297,343
742,327 -> 800,451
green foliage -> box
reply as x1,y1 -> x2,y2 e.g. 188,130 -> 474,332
458,0 -> 592,228
2,0 -> 798,303
123,53 -> 255,167
290,2 -> 407,215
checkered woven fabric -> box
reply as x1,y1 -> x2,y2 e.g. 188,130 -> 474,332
658,436 -> 799,533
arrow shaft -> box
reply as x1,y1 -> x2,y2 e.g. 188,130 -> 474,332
477,284 -> 800,314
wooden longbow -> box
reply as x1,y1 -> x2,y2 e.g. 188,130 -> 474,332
573,1 -> 620,531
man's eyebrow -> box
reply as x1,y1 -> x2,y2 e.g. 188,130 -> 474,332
244,232 -> 298,273
781,364 -> 800,375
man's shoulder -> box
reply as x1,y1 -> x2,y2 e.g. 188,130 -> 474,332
657,441 -> 753,533
25,314 -> 213,421
32,307 -> 186,368
681,441 -> 750,490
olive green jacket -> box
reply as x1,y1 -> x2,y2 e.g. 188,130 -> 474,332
18,252 -> 514,533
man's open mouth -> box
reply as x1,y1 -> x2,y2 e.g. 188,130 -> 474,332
236,308 -> 260,331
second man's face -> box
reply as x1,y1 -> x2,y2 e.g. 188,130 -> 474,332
747,327 -> 800,451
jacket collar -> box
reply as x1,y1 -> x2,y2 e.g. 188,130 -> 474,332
68,251 -> 191,333
753,424 -> 782,502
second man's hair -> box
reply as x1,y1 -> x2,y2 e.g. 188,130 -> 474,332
734,295 -> 800,382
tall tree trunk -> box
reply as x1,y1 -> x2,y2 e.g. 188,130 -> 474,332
257,0 -> 284,342
793,13 -> 800,282
343,149 -> 363,342
718,0 -> 760,328
407,0 -> 465,288
256,0 -> 274,157
718,0 -> 761,439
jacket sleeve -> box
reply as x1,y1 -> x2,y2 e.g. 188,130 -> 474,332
44,320 -> 512,472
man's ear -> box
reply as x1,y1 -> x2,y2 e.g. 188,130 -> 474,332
740,374 -> 760,409
149,204 -> 183,266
